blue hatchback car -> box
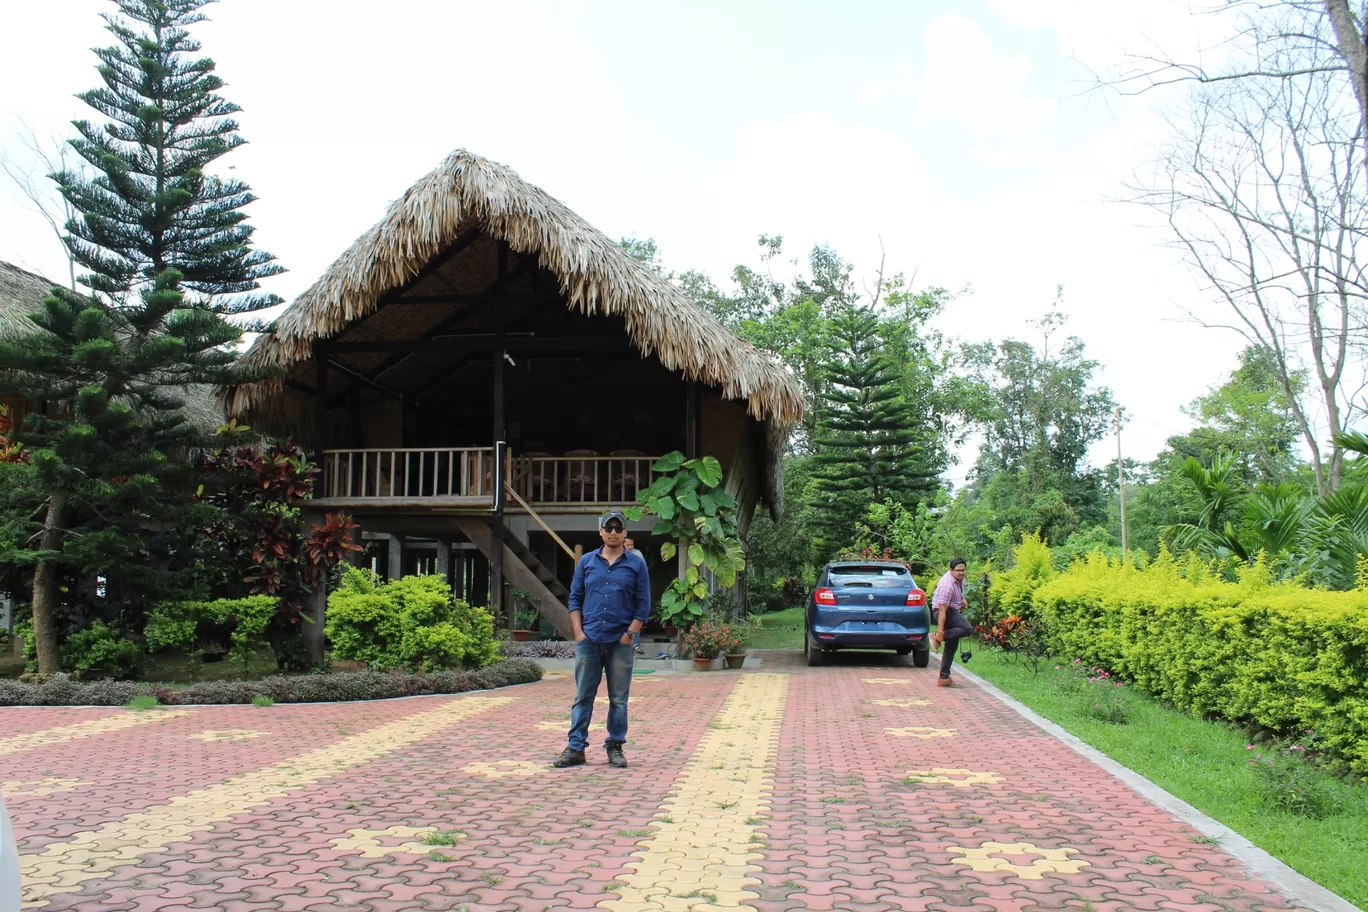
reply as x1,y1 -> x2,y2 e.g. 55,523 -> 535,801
805,561 -> 932,667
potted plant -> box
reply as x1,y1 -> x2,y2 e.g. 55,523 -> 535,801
682,621 -> 728,671
724,620 -> 756,669
511,589 -> 539,642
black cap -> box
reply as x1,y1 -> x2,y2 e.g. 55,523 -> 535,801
600,510 -> 628,529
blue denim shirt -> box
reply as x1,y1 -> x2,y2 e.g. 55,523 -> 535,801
569,547 -> 651,643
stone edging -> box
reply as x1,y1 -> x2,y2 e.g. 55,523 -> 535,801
946,657 -> 1362,912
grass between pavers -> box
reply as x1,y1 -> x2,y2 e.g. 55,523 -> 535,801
748,607 -> 804,650
965,646 -> 1368,908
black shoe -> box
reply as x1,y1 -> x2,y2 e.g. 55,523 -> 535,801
605,741 -> 628,768
552,747 -> 586,768
960,650 -> 973,663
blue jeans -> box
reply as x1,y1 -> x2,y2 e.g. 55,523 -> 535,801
568,639 -> 634,750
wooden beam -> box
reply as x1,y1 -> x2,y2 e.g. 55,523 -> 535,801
374,226 -> 484,307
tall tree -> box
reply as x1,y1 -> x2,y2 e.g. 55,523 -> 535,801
0,0 -> 281,673
810,307 -> 940,553
1132,63 -> 1363,493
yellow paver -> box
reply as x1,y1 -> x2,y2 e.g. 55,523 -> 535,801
1,779 -> 83,799
903,768 -> 1004,787
537,720 -> 605,732
947,841 -> 1089,879
0,710 -> 192,757
461,760 -> 544,778
329,825 -> 450,858
187,729 -> 267,742
19,695 -> 511,909
869,699 -> 931,707
886,726 -> 957,739
599,673 -> 789,912
861,677 -> 913,685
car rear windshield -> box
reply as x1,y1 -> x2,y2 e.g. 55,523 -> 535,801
829,567 -> 914,588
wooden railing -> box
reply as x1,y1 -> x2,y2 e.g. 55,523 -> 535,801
511,455 -> 660,505
320,448 -> 660,506
322,447 -> 499,500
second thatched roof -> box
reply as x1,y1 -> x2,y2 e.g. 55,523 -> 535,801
0,260 -> 58,340
224,149 -> 805,426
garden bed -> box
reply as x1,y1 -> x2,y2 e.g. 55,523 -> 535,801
965,646 -> 1368,908
0,659 -> 542,706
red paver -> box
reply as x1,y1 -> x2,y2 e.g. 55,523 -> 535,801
2,657 -> 1321,911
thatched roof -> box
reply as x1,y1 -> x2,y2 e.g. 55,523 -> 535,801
0,260 -> 56,340
224,149 -> 805,427
0,259 -> 224,433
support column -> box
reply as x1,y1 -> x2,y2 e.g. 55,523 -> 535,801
313,343 -> 329,461
685,380 -> 699,458
490,239 -> 508,624
301,510 -> 327,667
436,538 -> 452,586
387,534 -> 404,581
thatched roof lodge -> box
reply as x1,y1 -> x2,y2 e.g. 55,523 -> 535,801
223,149 -> 803,647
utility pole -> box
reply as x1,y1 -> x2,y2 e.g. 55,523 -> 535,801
1116,408 -> 1128,557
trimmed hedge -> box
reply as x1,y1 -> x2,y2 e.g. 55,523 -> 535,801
1033,552 -> 1368,775
0,658 -> 542,706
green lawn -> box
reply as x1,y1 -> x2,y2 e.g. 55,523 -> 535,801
966,647 -> 1368,908
748,607 -> 804,650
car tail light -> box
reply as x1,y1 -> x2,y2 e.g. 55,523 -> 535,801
815,588 -> 836,606
906,589 -> 926,607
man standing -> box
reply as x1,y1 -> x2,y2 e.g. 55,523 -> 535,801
931,558 -> 975,687
553,510 -> 651,769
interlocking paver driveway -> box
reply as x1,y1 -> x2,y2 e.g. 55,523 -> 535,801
2,655 -> 1304,911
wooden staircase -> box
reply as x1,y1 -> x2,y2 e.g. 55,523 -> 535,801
453,517 -> 574,639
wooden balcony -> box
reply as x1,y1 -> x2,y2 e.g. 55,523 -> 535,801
317,448 -> 660,511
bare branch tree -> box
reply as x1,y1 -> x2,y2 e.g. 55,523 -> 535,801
1130,64 -> 1365,493
1106,2 -> 1368,188
0,119 -> 79,291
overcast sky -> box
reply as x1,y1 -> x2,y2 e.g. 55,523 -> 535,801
1,0 -> 1257,480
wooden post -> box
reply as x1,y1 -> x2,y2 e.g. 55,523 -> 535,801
436,538 -> 452,585
313,343 -> 329,460
387,534 -> 404,581
490,240 -> 508,624
301,510 -> 327,667
685,380 -> 699,458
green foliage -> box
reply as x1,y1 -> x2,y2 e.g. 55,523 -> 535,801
144,596 -> 276,677
251,694 -> 275,707
60,621 -> 145,680
1249,748 -> 1335,819
1033,548 -> 1368,775
325,569 -> 498,671
627,452 -> 745,628
990,533 -> 1055,617
125,694 -> 160,711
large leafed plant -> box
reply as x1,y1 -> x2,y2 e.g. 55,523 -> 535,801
627,452 -> 746,628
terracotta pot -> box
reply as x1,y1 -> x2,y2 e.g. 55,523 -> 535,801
691,656 -> 715,671
725,653 -> 747,669
512,630 -> 536,642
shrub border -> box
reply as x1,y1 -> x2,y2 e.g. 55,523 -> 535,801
0,659 -> 543,707
943,651 -> 1360,912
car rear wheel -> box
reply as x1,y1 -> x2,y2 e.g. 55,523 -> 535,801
806,637 -> 825,666
912,647 -> 931,668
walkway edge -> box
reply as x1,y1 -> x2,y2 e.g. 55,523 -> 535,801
949,661 -> 1362,912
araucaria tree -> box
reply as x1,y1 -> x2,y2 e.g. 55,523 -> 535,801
0,0 -> 282,673
811,307 -> 940,553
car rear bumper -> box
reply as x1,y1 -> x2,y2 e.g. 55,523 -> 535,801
810,623 -> 931,649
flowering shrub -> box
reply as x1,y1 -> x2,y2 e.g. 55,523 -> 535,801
681,620 -> 737,659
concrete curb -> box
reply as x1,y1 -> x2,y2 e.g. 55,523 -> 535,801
942,655 -> 1362,912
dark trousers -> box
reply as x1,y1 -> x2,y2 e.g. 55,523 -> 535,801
938,607 -> 974,678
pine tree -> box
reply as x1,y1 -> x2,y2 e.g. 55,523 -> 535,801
0,0 -> 281,673
810,307 -> 939,554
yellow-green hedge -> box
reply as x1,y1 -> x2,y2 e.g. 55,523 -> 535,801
1033,552 -> 1368,775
